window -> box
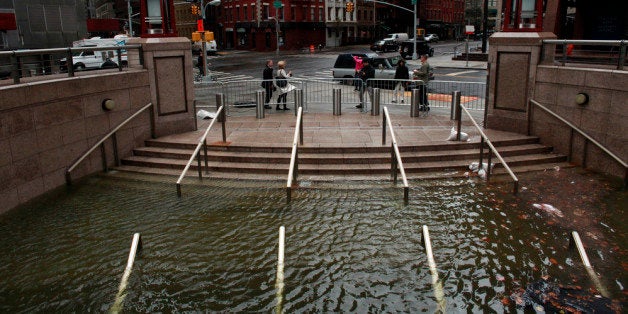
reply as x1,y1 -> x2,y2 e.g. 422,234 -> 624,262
319,8 -> 323,21
290,6 -> 295,21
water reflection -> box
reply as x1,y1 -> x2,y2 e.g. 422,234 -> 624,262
0,169 -> 624,312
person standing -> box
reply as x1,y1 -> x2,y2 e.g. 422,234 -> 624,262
392,59 -> 409,103
412,54 -> 432,111
356,58 -> 375,109
275,60 -> 295,110
352,55 -> 363,91
262,60 -> 274,109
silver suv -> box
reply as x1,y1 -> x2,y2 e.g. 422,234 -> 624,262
332,53 -> 408,88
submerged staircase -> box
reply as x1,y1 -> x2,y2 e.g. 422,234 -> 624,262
116,135 -> 571,181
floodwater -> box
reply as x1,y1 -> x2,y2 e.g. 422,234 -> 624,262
0,168 -> 625,312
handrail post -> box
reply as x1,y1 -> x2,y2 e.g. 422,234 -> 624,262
479,137 -> 484,170
618,40 -> 625,70
67,48 -> 75,77
391,145 -> 398,183
294,150 -> 299,181
582,139 -> 588,168
561,40 -> 567,66
568,128 -> 574,162
196,151 -> 202,180
203,140 -> 209,174
117,48 -> 123,71
10,53 -> 20,84
451,91 -> 461,120
149,104 -> 156,139
382,113 -> 386,145
112,133 -> 120,166
193,100 -> 198,131
216,93 -> 227,142
299,113 -> 303,145
486,150 -> 492,182
526,100 -> 532,136
100,143 -> 108,172
456,97 -> 462,141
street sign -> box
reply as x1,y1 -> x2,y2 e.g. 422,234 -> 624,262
465,25 -> 475,35
273,0 -> 283,8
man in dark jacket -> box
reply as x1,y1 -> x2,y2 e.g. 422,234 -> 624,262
262,60 -> 274,109
356,58 -> 375,109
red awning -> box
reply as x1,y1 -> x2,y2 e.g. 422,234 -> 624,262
0,13 -> 17,30
87,19 -> 121,32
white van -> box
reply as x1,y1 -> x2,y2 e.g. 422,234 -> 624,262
60,35 -> 133,71
384,33 -> 409,43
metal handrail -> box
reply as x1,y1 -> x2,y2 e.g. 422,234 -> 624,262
0,44 -> 143,84
111,233 -> 142,313
286,106 -> 304,203
176,105 -> 225,197
65,102 -> 154,185
382,107 -> 409,203
528,99 -> 627,185
459,104 -> 519,194
542,39 -> 626,70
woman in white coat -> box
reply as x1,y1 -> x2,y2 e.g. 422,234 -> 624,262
275,60 -> 295,110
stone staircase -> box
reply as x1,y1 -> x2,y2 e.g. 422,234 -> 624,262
116,135 -> 571,181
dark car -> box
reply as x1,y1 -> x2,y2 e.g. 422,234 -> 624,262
399,40 -> 434,59
370,39 -> 399,53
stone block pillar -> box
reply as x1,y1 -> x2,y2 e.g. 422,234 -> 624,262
486,32 -> 556,133
127,37 -> 195,137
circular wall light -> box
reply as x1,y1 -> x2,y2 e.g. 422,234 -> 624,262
102,99 -> 116,111
575,93 -> 589,106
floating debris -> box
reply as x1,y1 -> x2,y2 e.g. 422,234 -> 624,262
532,203 -> 564,218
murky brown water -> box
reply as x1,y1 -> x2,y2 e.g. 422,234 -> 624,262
0,168 -> 625,312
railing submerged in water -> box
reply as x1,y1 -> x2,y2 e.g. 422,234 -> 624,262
382,107 -> 409,204
0,44 -> 143,85
527,99 -> 627,186
176,95 -> 227,197
65,103 -> 155,185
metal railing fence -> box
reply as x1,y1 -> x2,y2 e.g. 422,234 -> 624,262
542,39 -> 627,70
193,78 -> 486,116
0,45 -> 143,85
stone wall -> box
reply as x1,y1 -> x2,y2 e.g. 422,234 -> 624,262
532,66 -> 627,178
0,70 -> 152,214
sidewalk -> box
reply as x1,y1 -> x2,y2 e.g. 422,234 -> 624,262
405,53 -> 487,70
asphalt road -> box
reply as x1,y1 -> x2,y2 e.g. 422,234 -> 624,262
208,40 -> 487,84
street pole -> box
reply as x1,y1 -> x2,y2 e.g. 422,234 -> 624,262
201,0 -> 207,77
275,8 -> 280,56
481,0 -> 488,53
412,1 -> 417,60
127,0 -> 133,36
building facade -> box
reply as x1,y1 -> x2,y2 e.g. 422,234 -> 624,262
0,0 -> 88,49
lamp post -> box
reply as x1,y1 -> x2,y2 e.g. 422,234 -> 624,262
268,17 -> 280,56
365,0 -> 417,59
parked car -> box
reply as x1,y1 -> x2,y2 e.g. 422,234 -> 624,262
399,40 -> 434,59
424,33 -> 439,42
332,53 -> 410,89
370,39 -> 399,53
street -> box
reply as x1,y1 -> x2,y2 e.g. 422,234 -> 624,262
206,40 -> 487,84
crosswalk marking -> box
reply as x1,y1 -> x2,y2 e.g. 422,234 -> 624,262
446,70 -> 478,76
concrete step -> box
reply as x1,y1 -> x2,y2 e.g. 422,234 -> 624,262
132,143 -> 553,165
121,151 -> 567,176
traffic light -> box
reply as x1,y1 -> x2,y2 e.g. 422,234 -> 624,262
191,4 -> 199,15
346,1 -> 354,13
